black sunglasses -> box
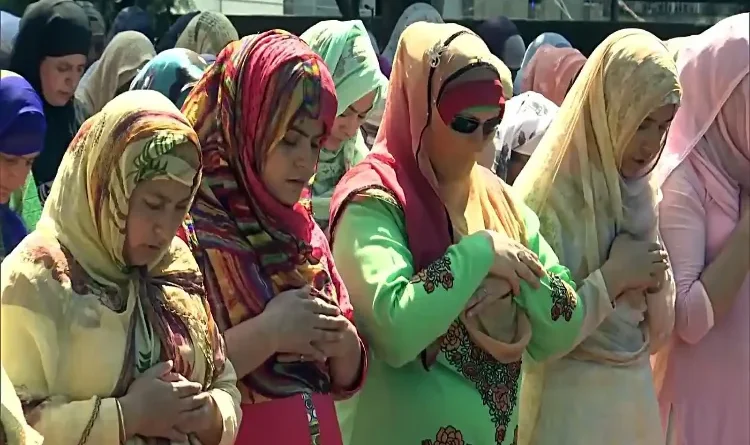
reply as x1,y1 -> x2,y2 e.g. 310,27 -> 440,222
450,115 -> 502,136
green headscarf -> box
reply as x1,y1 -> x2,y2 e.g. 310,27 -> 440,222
301,19 -> 388,230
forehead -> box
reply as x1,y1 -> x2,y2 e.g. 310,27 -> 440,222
290,115 -> 325,136
645,103 -> 677,123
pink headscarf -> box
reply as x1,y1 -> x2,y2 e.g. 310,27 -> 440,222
655,13 -> 750,219
519,44 -> 586,106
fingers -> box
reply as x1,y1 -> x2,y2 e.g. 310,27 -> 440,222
294,285 -> 313,298
513,262 -> 541,290
164,428 -> 189,442
305,298 -> 342,317
647,250 -> 669,264
312,314 -> 350,331
179,392 -> 211,412
174,379 -> 203,398
141,361 -> 173,379
309,328 -> 345,342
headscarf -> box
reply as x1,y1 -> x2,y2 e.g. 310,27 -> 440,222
76,30 -> 156,114
156,11 -> 201,53
301,19 -> 389,229
181,30 -> 342,401
175,11 -> 238,56
330,22 -> 528,369
9,0 -> 92,201
129,48 -> 209,108
381,2 -> 443,64
1,364 -> 43,445
0,71 -> 46,256
655,14 -> 749,220
476,16 -> 525,68
0,11 -> 20,69
491,91 -> 558,179
75,1 -> 106,64
108,6 -> 154,42
519,44 -> 587,106
513,29 -> 680,442
514,32 -> 572,94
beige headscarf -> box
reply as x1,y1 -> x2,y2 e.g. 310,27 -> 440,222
514,29 -> 680,444
1,364 -> 43,445
175,12 -> 238,56
76,31 -> 155,114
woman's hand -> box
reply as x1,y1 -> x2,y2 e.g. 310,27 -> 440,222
118,361 -> 204,441
478,230 -> 545,295
263,287 -> 350,361
602,233 -> 669,296
465,277 -> 513,317
171,375 -> 223,445
276,315 -> 360,363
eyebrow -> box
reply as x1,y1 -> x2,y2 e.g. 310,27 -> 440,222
290,125 -> 325,140
148,190 -> 191,204
348,102 -> 374,116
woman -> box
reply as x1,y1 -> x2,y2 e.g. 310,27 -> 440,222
129,48 -> 210,108
76,1 -> 106,67
108,6 -> 155,43
0,71 -> 45,261
653,14 -> 749,445
513,29 -> 680,444
180,31 -> 366,445
9,0 -> 91,204
328,22 -> 628,445
76,30 -> 156,115
175,12 -> 238,57
156,11 -> 201,53
479,91 -> 558,183
518,44 -> 587,106
381,2 -> 442,65
0,90 -> 241,445
476,16 -> 526,80
514,32 -> 572,94
301,19 -> 388,230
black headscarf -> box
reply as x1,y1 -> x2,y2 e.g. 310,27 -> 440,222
9,0 -> 91,202
155,11 -> 201,53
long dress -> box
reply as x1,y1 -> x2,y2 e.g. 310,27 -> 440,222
332,189 -> 614,445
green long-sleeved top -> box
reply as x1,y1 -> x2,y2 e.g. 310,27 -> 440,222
331,190 -> 614,445
0,173 -> 42,260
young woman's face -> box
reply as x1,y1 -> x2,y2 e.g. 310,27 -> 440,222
38,54 -> 87,106
262,116 -> 325,206
620,103 -> 677,179
124,178 -> 192,266
0,153 -> 37,203
323,90 -> 376,151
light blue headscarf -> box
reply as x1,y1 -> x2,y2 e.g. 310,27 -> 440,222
129,48 -> 209,108
301,19 -> 388,230
513,32 -> 572,95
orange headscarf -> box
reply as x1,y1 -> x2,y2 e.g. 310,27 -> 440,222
520,44 -> 586,106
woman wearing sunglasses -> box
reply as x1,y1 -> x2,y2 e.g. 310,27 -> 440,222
327,22 -> 626,445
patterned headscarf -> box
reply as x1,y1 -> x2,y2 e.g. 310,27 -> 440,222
519,44 -> 587,106
180,31 -> 344,401
175,11 -> 238,56
76,31 -> 156,114
0,71 -> 46,257
130,48 -> 210,108
301,19 -> 389,229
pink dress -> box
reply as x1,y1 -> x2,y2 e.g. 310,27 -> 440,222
657,161 -> 750,445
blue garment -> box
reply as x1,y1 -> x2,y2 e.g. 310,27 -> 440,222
109,6 -> 155,42
514,32 -> 572,95
0,70 -> 46,254
129,48 -> 209,108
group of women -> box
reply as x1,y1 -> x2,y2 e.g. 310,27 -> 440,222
0,1 -> 747,445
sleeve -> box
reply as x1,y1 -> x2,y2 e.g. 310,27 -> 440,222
331,195 -> 494,369
658,164 -> 714,344
515,203 -> 614,361
8,173 -> 42,230
1,271 -> 121,445
207,360 -> 242,445
645,263 -> 676,353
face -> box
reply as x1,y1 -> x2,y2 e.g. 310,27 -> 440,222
0,153 -> 37,203
506,152 -> 530,185
38,54 -> 87,106
323,90 -> 377,151
620,103 -> 677,179
124,178 -> 193,266
262,116 -> 325,206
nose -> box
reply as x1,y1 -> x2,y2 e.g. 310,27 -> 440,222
340,115 -> 362,140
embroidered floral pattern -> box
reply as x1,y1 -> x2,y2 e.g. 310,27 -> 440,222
549,275 -> 577,322
422,425 -> 472,445
410,256 -> 454,293
441,321 -> 521,444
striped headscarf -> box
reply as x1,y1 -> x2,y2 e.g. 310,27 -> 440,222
180,30 -> 343,401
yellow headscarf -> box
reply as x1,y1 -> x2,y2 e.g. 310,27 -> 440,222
175,11 -> 239,56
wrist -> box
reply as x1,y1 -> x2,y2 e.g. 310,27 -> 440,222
600,261 -> 622,298
256,310 -> 280,353
117,395 -> 140,439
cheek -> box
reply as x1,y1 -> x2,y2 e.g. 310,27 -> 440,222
125,213 -> 149,248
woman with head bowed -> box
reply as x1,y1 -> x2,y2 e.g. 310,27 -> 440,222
513,32 -> 572,94
76,30 -> 156,115
0,71 -> 46,261
300,19 -> 388,231
1,90 -> 241,445
129,48 -> 210,109
179,30 -> 366,445
328,22 -> 625,445
9,0 -> 91,204
653,14 -> 749,445
513,29 -> 681,444
175,11 -> 239,57
517,44 -> 587,106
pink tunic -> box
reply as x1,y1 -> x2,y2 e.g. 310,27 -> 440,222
657,161 -> 750,445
